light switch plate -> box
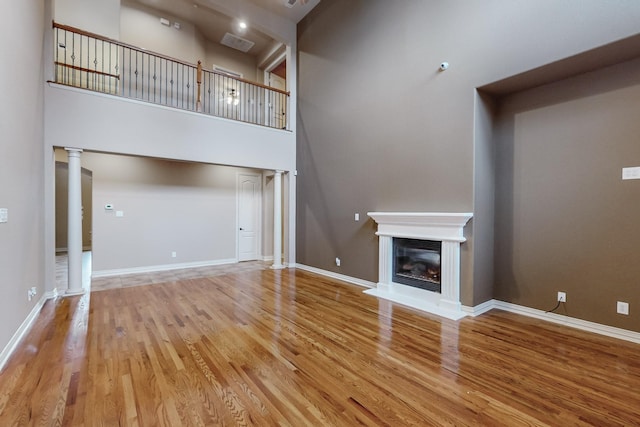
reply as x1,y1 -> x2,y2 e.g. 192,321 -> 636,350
0,208 -> 7,223
116,211 -> 124,217
622,166 -> 640,180
617,301 -> 629,315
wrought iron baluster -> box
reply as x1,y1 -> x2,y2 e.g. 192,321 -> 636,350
141,51 -> 145,100
128,48 -> 132,97
153,56 -> 157,104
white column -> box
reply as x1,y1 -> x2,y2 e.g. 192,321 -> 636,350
65,148 -> 84,295
438,240 -> 462,311
271,170 -> 284,269
377,235 -> 392,291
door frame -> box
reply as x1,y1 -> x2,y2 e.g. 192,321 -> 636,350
236,171 -> 262,262
263,49 -> 286,128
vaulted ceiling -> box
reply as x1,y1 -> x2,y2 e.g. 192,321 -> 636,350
127,0 -> 319,58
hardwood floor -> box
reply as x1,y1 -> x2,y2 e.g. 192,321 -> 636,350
1,267 -> 639,426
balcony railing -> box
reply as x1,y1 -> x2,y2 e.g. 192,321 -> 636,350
52,22 -> 290,130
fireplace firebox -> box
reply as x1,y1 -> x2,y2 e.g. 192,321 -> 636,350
393,238 -> 441,293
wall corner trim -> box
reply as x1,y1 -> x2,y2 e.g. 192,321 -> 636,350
462,299 -> 496,317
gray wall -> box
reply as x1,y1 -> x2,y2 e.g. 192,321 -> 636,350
0,1 -> 45,352
494,58 -> 640,331
471,93 -> 497,305
297,0 -> 640,309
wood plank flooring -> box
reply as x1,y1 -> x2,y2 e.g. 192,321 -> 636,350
1,267 -> 639,426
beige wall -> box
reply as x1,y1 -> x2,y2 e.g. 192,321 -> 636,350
297,0 -> 640,317
54,162 -> 93,251
76,153 -> 265,273
54,0 -> 258,81
120,1 -> 257,79
0,1 -> 45,355
494,58 -> 640,331
55,0 -> 120,39
205,41 -> 258,82
120,1 -> 205,64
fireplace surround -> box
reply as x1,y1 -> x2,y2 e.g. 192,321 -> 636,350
366,212 -> 473,320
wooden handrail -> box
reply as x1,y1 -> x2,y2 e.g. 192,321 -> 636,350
196,60 -> 202,112
53,21 -> 290,97
55,61 -> 120,80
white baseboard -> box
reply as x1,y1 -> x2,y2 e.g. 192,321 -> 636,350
92,258 -> 238,278
55,246 -> 91,253
289,265 -> 640,344
292,263 -> 376,289
462,299 -> 495,317
469,299 -> 640,344
0,290 -> 57,373
261,255 -> 274,262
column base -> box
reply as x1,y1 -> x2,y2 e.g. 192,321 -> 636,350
270,264 -> 285,270
65,288 -> 86,297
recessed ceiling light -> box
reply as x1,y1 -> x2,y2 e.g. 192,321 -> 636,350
239,21 -> 247,29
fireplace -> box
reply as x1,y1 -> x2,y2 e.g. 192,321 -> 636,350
366,212 -> 473,320
393,238 -> 441,292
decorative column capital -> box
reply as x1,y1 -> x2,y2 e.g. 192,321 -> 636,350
64,147 -> 83,156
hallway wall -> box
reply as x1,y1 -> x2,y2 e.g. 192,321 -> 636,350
0,1 -> 46,359
61,152 -> 266,273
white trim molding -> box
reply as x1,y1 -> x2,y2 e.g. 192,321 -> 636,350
92,258 -> 237,278
468,299 -> 640,344
290,265 -> 640,344
462,299 -> 495,317
0,290 -> 58,372
293,264 -> 376,289
366,212 -> 473,320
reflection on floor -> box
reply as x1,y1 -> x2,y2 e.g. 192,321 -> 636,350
55,251 -> 92,291
55,252 -> 270,293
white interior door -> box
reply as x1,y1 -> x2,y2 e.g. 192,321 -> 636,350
237,173 -> 261,261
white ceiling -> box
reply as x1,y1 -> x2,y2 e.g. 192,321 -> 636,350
127,0 -> 319,58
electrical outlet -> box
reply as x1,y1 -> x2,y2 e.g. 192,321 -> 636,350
171,251 -> 177,258
27,287 -> 37,301
557,292 -> 566,302
617,301 -> 629,315
335,257 -> 341,267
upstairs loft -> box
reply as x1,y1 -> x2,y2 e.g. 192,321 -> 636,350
45,22 -> 296,175
52,22 -> 291,131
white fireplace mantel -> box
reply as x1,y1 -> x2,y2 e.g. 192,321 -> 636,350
366,212 -> 473,320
